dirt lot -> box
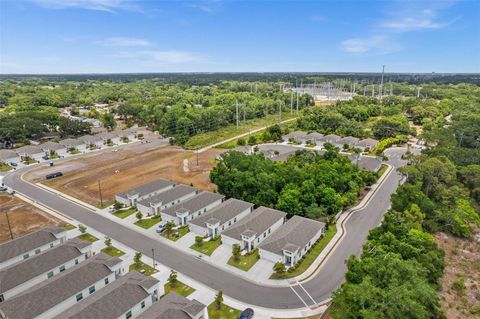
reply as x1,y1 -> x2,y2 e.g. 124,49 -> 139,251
436,229 -> 480,319
26,145 -> 224,207
0,195 -> 66,244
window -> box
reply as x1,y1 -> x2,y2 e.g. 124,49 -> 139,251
125,311 -> 132,319
268,229 -> 271,234
89,285 -> 95,294
234,218 -> 237,222
76,293 -> 83,302
35,248 -> 41,254
50,243 -> 54,248
23,253 -> 29,260
59,265 -> 66,272
203,208 -> 207,213
228,221 -> 231,226
47,271 -> 54,278
141,301 -> 145,309
263,233 -> 266,238
75,259 -> 79,265
104,277 -> 109,285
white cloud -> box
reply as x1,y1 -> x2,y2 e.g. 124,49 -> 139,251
98,37 -> 153,47
188,0 -> 223,14
382,17 -> 448,32
341,36 -> 401,54
30,0 -> 140,13
113,50 -> 206,64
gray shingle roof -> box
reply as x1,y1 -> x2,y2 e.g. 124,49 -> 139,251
306,132 -> 324,140
40,141 -> 66,151
339,136 -> 360,146
357,156 -> 382,171
59,138 -> 85,147
0,226 -> 66,263
0,149 -> 19,160
320,134 -> 341,143
258,216 -> 325,255
189,198 -> 254,227
222,206 -> 286,241
283,131 -> 308,140
78,135 -> 103,143
137,185 -> 197,207
53,271 -> 159,319
136,292 -> 206,319
0,238 -> 91,294
161,192 -> 224,218
357,138 -> 379,149
15,145 -> 43,155
0,253 -> 122,319
117,179 -> 175,199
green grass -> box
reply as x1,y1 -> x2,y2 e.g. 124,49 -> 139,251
190,236 -> 222,256
377,163 -> 388,179
69,149 -> 81,154
227,249 -> 260,271
60,223 -> 76,230
270,224 -> 337,279
0,162 -> 12,172
134,215 -> 161,229
76,233 -> 99,243
129,262 -> 158,276
185,113 -> 297,149
160,226 -> 189,241
112,207 -> 137,219
23,159 -> 38,164
101,246 -> 125,257
207,302 -> 241,319
164,281 -> 196,297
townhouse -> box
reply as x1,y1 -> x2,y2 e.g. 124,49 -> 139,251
319,134 -> 342,148
136,292 -> 208,319
0,150 -> 20,166
282,131 -> 308,144
136,185 -> 198,216
40,141 -> 68,158
59,138 -> 87,152
306,132 -> 324,146
78,135 -> 104,149
357,138 -> 379,152
15,145 -> 44,162
95,131 -> 121,145
338,136 -> 360,149
115,179 -> 175,207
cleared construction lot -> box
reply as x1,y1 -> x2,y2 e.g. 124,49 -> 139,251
25,144 -> 224,208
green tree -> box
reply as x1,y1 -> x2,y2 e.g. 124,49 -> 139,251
273,262 -> 285,275
165,221 -> 175,238
104,236 -> 111,247
134,252 -> 142,265
214,291 -> 223,310
232,244 -> 241,262
78,224 -> 86,234
168,270 -> 178,288
195,236 -> 203,247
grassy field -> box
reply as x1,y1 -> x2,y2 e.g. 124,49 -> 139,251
101,246 -> 125,257
164,281 -> 196,297
190,236 -> 222,256
207,303 -> 241,319
129,262 -> 158,276
160,226 -> 189,241
227,249 -> 260,271
271,224 -> 337,279
134,215 -> 161,229
112,207 -> 137,219
185,113 -> 297,149
77,233 -> 99,243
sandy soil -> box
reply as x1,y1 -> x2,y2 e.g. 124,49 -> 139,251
0,195 -> 65,243
26,145 -> 224,207
436,229 -> 480,319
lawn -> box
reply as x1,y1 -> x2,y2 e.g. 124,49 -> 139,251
129,262 -> 158,276
271,224 -> 337,279
207,302 -> 241,319
377,163 -> 389,179
227,249 -> 260,271
112,207 -> 137,219
0,163 -> 12,172
23,159 -> 38,164
101,246 -> 125,257
164,281 -> 196,297
77,232 -> 99,243
134,215 -> 161,229
190,236 -> 222,256
160,226 -> 189,241
60,223 -> 76,230
69,149 -> 81,154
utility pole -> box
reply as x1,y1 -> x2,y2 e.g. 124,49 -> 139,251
151,248 -> 156,269
290,90 -> 293,114
235,100 -> 239,129
279,101 -> 282,122
97,179 -> 103,207
196,148 -> 199,166
380,65 -> 385,99
4,211 -> 14,240
417,87 -> 421,98
363,85 -> 366,96
372,85 -> 375,97
296,92 -> 299,115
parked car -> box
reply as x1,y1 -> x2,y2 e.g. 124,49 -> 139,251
0,186 -> 7,192
238,308 -> 254,319
155,221 -> 168,233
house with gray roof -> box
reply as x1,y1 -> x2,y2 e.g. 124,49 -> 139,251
136,292 -> 207,319
78,135 -> 104,148
357,138 -> 379,151
319,134 -> 342,148
339,136 -> 360,149
222,206 -> 287,252
95,131 -> 121,145
0,226 -> 67,269
115,129 -> 136,142
0,253 -> 123,319
15,145 -> 44,162
258,216 -> 325,267
282,131 -> 308,144
0,150 -> 20,166
115,179 -> 175,207
137,185 -> 198,216
347,155 -> 383,172
160,192 -> 225,226
306,132 -> 324,145
189,198 -> 254,238
53,271 -> 161,319
40,141 -> 68,157
59,138 -> 87,152
0,238 -> 92,301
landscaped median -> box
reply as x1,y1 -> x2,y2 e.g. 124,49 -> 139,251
227,249 -> 260,271
190,236 -> 222,256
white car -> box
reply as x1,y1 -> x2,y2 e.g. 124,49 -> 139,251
155,221 -> 168,233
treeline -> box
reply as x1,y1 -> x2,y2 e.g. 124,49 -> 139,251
210,148 -> 378,220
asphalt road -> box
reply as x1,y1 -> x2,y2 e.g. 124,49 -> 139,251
2,147 -> 407,310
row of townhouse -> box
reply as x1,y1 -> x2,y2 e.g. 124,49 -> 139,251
115,179 -> 326,267
283,131 -> 379,151
0,227 -> 208,319
0,128 -> 139,166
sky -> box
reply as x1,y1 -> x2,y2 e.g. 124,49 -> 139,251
1,0 -> 479,74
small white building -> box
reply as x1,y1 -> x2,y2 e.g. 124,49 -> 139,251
160,192 -> 225,226
136,185 -> 198,216
222,206 -> 286,252
137,292 -> 208,319
15,145 -> 45,162
258,216 -> 325,267
0,149 -> 21,166
189,198 -> 254,238
40,141 -> 68,158
115,179 -> 175,207
0,238 -> 92,301
0,226 -> 67,269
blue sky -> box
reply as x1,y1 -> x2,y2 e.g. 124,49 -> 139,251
1,0 -> 479,73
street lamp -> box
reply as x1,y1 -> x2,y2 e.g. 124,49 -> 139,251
151,248 -> 156,269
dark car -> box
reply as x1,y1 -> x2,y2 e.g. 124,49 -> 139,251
238,308 -> 254,319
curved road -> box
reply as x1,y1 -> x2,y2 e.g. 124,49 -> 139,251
2,147 -> 406,310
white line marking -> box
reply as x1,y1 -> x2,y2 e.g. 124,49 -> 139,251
289,285 -> 309,308
295,279 -> 317,306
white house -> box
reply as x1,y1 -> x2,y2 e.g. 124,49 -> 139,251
115,179 -> 175,207
59,138 -> 87,152
15,145 -> 45,162
0,238 -> 92,301
0,149 -> 21,166
40,141 -> 68,158
189,198 -> 254,238
136,185 -> 198,216
137,292 -> 208,319
0,253 -> 123,319
222,206 -> 287,252
0,226 -> 67,269
53,271 -> 161,319
258,216 -> 325,267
